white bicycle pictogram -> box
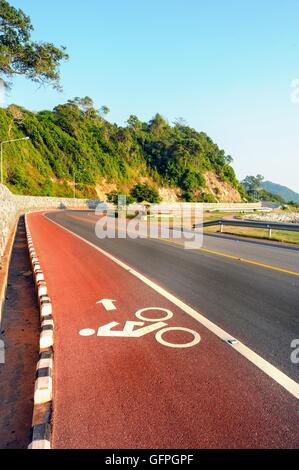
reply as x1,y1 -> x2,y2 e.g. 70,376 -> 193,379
79,307 -> 201,349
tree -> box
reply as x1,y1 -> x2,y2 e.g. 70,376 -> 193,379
225,154 -> 233,164
241,175 -> 264,197
0,0 -> 68,90
106,191 -> 135,205
130,183 -> 161,203
73,96 -> 94,112
149,113 -> 168,136
100,105 -> 110,116
173,117 -> 188,127
127,115 -> 142,131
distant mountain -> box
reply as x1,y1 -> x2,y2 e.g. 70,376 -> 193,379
261,181 -> 299,204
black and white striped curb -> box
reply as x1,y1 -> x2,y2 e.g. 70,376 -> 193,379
35,350 -> 53,405
25,215 -> 54,450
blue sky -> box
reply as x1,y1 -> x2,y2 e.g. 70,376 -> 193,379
4,0 -> 299,192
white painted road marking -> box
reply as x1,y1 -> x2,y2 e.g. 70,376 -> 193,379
79,307 -> 201,348
79,318 -> 201,348
96,320 -> 168,337
156,327 -> 201,349
135,307 -> 173,322
96,298 -> 117,311
79,328 -> 96,337
46,215 -> 299,399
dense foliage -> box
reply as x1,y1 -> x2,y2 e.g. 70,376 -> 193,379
0,0 -> 68,90
130,183 -> 161,203
241,175 -> 264,197
106,183 -> 160,204
0,99 -> 244,200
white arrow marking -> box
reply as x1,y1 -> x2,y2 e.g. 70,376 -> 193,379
96,299 -> 117,311
97,321 -> 168,337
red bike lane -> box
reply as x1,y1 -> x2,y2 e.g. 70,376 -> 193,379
27,212 -> 299,448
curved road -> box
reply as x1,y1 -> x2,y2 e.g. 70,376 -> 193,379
47,210 -> 299,381
27,211 -> 299,448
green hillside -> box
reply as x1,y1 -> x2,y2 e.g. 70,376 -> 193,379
0,98 -> 245,202
262,181 -> 299,204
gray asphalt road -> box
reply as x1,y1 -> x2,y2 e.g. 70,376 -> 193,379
46,210 -> 299,382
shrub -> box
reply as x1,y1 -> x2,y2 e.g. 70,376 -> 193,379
182,191 -> 196,202
106,191 -> 136,205
199,193 -> 217,203
130,183 -> 161,203
180,170 -> 205,192
7,166 -> 27,187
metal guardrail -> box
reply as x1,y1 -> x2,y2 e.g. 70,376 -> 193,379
193,219 -> 299,238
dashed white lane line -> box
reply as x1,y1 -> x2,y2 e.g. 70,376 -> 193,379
43,213 -> 299,400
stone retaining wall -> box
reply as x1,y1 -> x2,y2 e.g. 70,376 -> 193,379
0,184 -> 100,262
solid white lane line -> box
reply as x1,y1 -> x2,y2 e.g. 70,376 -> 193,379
41,214 -> 299,400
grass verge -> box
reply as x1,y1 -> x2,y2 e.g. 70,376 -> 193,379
204,225 -> 299,245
